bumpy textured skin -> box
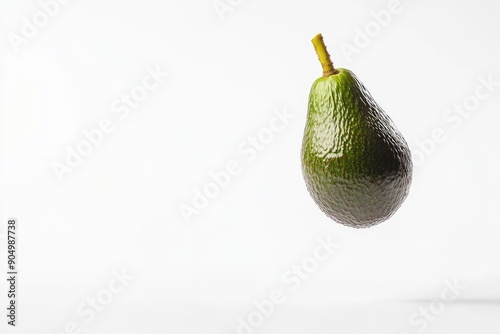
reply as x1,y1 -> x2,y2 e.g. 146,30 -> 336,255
301,68 -> 412,228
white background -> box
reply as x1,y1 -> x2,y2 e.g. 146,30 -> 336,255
0,0 -> 499,333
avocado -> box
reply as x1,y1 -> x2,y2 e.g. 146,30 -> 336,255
301,34 -> 412,228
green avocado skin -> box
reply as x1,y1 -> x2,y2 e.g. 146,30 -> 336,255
301,68 -> 412,228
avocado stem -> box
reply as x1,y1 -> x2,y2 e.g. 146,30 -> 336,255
311,34 -> 339,77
